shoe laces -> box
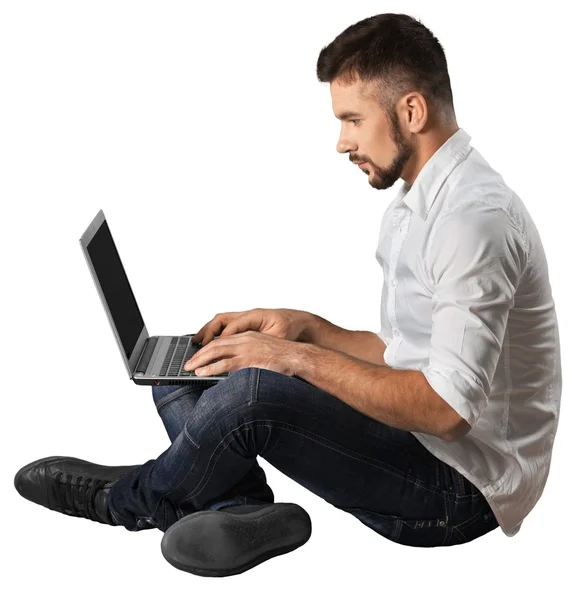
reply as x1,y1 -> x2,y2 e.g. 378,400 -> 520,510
52,472 -> 109,523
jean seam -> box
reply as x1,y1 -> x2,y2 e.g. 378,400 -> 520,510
110,508 -> 121,526
436,461 -> 480,501
439,492 -> 452,543
228,398 -> 447,495
349,507 -> 447,530
401,517 -> 445,529
181,370 -> 264,443
251,368 -> 260,405
453,524 -> 468,543
183,427 -> 200,449
454,469 -> 466,495
452,505 -> 489,533
155,385 -> 197,413
444,464 -> 466,496
144,373 -> 252,527
176,420 -> 446,507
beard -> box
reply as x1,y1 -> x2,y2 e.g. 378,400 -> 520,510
362,110 -> 413,191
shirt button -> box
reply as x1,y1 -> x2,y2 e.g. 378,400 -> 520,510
391,279 -> 397,287
393,329 -> 400,337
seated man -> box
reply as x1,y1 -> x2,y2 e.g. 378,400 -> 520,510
14,12 -> 561,578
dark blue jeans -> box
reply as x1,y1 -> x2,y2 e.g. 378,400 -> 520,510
107,367 -> 499,547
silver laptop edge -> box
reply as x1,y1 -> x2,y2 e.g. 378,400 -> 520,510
79,210 -> 149,379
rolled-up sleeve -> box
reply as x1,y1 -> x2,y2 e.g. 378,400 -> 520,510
421,201 -> 528,427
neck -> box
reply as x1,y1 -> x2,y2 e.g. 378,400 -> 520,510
403,124 -> 460,186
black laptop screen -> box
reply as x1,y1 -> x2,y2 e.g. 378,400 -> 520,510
87,220 -> 145,360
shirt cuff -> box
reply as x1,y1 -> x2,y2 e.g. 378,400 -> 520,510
420,366 -> 488,428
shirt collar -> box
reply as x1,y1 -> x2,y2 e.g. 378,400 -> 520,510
396,127 -> 472,220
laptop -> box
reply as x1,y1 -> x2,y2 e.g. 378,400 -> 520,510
79,210 -> 229,386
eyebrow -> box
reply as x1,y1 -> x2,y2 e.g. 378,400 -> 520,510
335,111 -> 363,121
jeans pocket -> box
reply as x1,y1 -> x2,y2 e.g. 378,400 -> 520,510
344,507 -> 403,543
452,507 -> 498,544
342,507 -> 449,547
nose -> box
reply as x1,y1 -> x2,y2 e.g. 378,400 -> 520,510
336,138 -> 351,154
336,127 -> 355,155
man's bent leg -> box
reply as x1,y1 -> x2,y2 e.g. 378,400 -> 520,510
152,384 -> 206,443
109,368 -> 497,545
109,371 -> 273,530
151,383 -> 274,514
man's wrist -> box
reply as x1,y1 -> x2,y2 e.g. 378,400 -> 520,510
297,312 -> 321,344
290,341 -> 319,378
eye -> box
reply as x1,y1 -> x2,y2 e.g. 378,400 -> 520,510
349,119 -> 361,125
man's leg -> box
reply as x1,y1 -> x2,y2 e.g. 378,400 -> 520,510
12,381 -> 273,529
151,383 -> 274,514
108,368 -> 498,547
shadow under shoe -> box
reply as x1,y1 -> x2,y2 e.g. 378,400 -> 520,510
160,502 -> 312,577
14,456 -> 141,525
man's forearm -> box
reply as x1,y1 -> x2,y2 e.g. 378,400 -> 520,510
299,313 -> 386,366
291,342 -> 467,441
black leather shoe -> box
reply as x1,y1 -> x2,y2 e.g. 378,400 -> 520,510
14,456 -> 140,525
160,502 -> 312,577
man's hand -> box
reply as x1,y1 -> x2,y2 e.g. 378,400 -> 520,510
191,308 -> 313,346
184,331 -> 304,377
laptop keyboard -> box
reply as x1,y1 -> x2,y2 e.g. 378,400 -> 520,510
160,336 -> 221,377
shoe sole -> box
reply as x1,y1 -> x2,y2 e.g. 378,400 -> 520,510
160,503 -> 312,577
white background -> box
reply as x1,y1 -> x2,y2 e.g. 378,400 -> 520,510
1,1 -> 577,598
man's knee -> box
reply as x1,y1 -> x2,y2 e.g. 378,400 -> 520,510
152,368 -> 258,411
183,368 -> 258,436
151,384 -> 185,404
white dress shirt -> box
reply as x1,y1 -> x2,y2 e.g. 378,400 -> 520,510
375,127 -> 562,536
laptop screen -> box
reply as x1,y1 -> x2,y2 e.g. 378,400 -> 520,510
86,219 -> 145,360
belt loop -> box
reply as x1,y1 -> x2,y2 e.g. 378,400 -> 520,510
437,458 -> 454,492
435,459 -> 442,489
450,466 -> 466,495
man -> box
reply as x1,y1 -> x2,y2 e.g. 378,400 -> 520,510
14,12 -> 561,577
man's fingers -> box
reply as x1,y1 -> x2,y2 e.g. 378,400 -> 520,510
192,312 -> 246,345
185,337 -> 228,367
185,333 -> 254,370
221,314 -> 263,338
195,358 -> 238,376
220,319 -> 246,338
193,322 -> 223,346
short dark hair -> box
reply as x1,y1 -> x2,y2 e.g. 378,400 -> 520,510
317,13 -> 456,126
